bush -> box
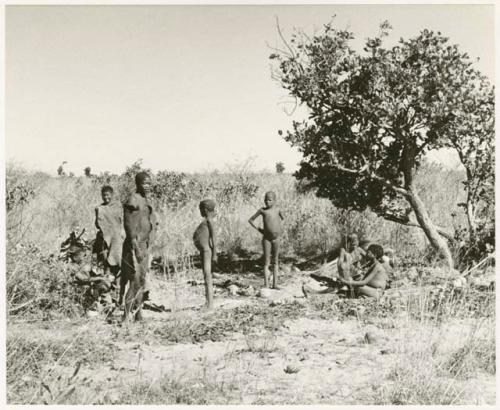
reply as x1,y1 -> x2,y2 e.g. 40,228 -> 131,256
6,243 -> 84,319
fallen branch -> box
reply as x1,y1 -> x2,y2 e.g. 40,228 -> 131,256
8,297 -> 39,313
460,253 -> 495,278
300,258 -> 338,275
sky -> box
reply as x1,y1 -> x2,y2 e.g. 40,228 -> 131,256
5,4 -> 495,175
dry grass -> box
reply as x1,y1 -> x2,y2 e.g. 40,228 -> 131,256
6,159 -> 493,406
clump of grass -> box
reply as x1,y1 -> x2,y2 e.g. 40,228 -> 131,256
443,325 -> 496,379
373,322 -> 464,405
153,301 -> 306,344
109,374 -> 240,405
244,330 -> 278,355
372,287 -> 495,405
6,244 -> 84,319
6,327 -> 115,404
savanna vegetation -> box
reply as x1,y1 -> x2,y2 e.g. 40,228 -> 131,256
5,19 -> 495,406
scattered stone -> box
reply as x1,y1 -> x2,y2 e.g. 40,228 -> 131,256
407,267 -> 418,281
227,284 -> 239,296
291,266 -> 301,274
259,288 -> 273,298
452,277 -> 467,289
86,310 -> 99,319
104,392 -> 120,404
239,285 -> 255,297
364,331 -> 377,344
284,364 -> 300,374
281,264 -> 291,274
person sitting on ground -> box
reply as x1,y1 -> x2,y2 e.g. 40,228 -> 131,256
94,185 -> 124,280
338,244 -> 389,298
248,191 -> 285,289
193,199 -> 218,310
337,233 -> 366,281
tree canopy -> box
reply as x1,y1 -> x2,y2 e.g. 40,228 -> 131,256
271,19 -> 494,266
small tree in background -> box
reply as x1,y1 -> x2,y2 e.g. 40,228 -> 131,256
84,167 -> 92,178
57,161 -> 67,177
271,19 -> 494,268
276,162 -> 285,174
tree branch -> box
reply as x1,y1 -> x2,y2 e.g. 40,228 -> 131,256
406,222 -> 455,242
275,16 -> 296,60
330,154 -> 410,198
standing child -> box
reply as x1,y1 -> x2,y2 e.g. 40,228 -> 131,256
193,199 -> 218,309
249,191 -> 284,289
94,185 -> 124,278
121,172 -> 155,322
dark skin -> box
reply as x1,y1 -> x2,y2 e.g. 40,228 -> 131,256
249,192 -> 284,289
193,203 -> 217,309
338,249 -> 388,298
338,234 -> 366,281
122,176 -> 152,322
94,190 -> 115,276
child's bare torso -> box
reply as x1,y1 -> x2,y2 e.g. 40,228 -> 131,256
261,207 -> 282,241
193,220 -> 210,250
365,262 -> 388,289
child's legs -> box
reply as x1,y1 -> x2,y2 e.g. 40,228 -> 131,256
356,285 -> 382,299
198,245 -> 214,308
271,239 -> 280,288
119,272 -> 127,305
262,238 -> 272,287
123,253 -> 146,321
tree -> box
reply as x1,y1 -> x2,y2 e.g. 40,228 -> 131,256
57,161 -> 67,177
444,74 -> 494,245
84,166 -> 92,177
271,20 -> 491,268
276,162 -> 285,174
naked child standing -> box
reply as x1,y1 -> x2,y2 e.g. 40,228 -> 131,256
193,199 -> 218,310
249,191 -> 284,289
121,172 -> 156,322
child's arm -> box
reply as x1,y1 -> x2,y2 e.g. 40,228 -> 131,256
123,195 -> 143,262
248,209 -> 263,234
94,208 -> 100,230
339,264 -> 377,286
207,217 -> 217,262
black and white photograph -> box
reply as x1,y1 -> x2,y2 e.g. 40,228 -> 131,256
3,1 -> 496,405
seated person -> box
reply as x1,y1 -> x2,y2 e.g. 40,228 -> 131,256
338,244 -> 389,298
337,234 -> 366,281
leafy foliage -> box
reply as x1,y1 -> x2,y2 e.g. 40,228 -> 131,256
271,20 -> 493,240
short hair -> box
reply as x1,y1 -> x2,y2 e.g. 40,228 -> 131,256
135,172 -> 151,185
200,199 -> 216,213
367,244 -> 384,260
348,233 -> 359,242
101,185 -> 113,194
265,191 -> 276,200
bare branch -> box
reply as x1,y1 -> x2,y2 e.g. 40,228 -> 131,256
406,222 -> 455,242
275,16 -> 296,59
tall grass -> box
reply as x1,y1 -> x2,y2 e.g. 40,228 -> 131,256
5,159 -> 469,316
6,160 -> 466,260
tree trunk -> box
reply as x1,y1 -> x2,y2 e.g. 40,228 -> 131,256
400,139 -> 453,269
406,187 -> 454,269
466,193 -> 477,243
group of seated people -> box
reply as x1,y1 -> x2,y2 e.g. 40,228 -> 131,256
304,234 -> 394,299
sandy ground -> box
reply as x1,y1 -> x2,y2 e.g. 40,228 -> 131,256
7,268 -> 496,405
